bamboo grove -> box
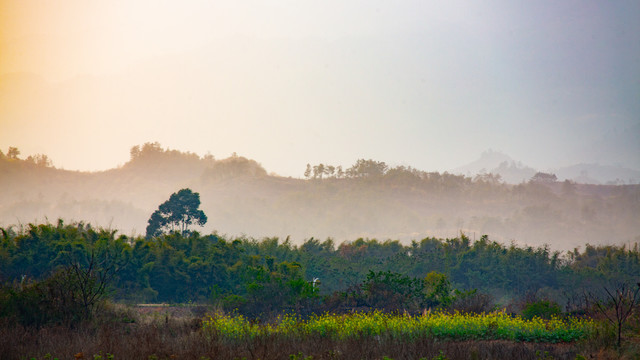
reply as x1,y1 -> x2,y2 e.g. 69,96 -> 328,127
1,220 -> 638,321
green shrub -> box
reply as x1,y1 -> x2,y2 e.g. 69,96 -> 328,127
521,300 -> 562,320
0,267 -> 105,327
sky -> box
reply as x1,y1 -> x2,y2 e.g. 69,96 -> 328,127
1,0 -> 639,177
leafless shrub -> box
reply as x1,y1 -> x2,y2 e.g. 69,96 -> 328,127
588,282 -> 640,348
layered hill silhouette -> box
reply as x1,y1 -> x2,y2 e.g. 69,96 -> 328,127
1,143 -> 638,250
453,150 -> 640,185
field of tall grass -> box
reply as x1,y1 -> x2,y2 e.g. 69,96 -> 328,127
2,305 -> 634,360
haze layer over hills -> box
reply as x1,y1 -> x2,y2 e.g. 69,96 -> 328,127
454,150 -> 640,185
1,143 -> 638,251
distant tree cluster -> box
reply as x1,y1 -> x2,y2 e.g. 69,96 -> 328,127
303,159 -> 561,188
0,146 -> 53,167
202,153 -> 267,181
304,159 -> 425,180
304,159 -> 390,179
304,163 -> 343,179
129,142 -> 203,162
530,172 -> 558,183
3,147 -> 20,160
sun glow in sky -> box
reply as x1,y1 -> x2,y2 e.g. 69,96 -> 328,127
1,1 -> 639,176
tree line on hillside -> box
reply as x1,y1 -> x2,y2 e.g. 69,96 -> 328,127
0,146 -> 53,168
0,143 -> 583,185
2,143 -> 639,250
1,220 -> 638,324
304,158 -> 560,185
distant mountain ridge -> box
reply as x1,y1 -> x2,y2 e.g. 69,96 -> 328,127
551,163 -> 640,185
452,150 -> 536,184
452,150 -> 640,185
1,143 -> 639,251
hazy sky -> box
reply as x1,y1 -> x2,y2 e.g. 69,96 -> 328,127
1,0 -> 639,176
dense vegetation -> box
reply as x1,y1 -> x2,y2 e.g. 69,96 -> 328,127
1,220 -> 638,315
1,221 -> 639,358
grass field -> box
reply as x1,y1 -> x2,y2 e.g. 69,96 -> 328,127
4,306 -> 635,360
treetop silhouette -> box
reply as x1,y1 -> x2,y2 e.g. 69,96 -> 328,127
146,188 -> 207,238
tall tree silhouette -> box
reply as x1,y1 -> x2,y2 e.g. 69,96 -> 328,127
146,188 -> 207,238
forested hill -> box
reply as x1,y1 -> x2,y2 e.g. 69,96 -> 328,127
1,143 -> 638,250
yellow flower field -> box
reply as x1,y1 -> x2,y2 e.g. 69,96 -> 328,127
203,310 -> 594,344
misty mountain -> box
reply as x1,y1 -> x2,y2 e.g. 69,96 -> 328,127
452,150 -> 537,184
454,150 -> 640,185
1,143 -> 639,251
551,163 -> 640,185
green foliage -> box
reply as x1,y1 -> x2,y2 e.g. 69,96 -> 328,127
362,270 -> 425,311
91,352 -> 114,360
353,270 -> 456,312
0,227 -> 98,318
146,188 -> 207,238
2,220 -> 639,319
289,352 -> 313,360
0,267 -> 100,326
0,221 -> 126,326
432,351 -> 449,360
424,271 -> 453,308
522,300 -> 562,320
236,257 -> 319,316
